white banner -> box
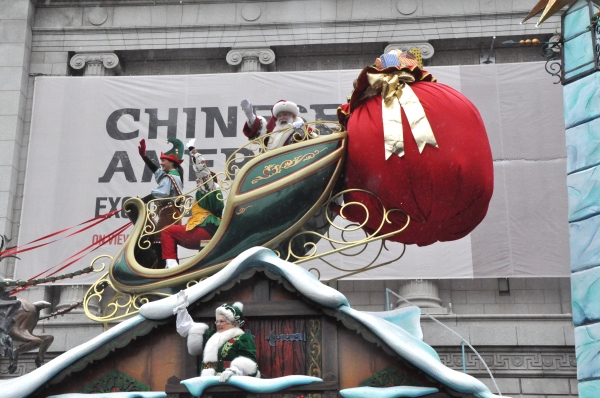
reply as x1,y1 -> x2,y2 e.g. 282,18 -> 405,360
18,64 -> 568,284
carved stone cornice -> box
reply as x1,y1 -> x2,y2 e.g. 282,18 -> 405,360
70,52 -> 122,76
385,42 -> 435,59
436,346 -> 576,377
226,48 -> 276,72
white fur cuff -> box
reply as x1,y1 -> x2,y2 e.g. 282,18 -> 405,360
230,356 -> 257,376
189,322 -> 209,335
187,323 -> 208,356
201,368 -> 215,377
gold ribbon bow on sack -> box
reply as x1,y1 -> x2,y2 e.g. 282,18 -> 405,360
367,71 -> 438,159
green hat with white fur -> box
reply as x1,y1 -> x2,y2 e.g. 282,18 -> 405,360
216,302 -> 244,327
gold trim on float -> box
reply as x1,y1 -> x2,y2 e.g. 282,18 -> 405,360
251,148 -> 328,185
276,189 -> 410,281
84,255 -> 171,328
220,121 -> 340,195
235,205 -> 253,215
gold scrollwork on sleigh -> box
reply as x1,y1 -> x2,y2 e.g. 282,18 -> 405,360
276,189 -> 410,282
83,255 -> 171,326
252,148 -> 328,184
236,205 -> 253,215
221,121 -> 344,197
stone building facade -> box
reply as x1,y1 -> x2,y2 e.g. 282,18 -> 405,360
0,1 -> 575,397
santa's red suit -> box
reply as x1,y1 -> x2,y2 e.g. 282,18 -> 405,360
242,100 -> 304,150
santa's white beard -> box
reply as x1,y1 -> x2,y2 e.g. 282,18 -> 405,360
274,116 -> 294,131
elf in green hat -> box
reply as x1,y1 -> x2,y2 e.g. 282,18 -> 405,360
138,138 -> 185,268
138,138 -> 185,202
174,291 -> 259,381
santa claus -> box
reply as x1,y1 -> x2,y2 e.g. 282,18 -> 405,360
240,99 -> 305,149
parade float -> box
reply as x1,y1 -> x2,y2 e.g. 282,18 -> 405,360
94,48 -> 493,303
0,47 -> 505,397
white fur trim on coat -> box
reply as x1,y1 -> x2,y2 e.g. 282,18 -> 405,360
187,322 -> 209,356
202,327 -> 244,363
230,356 -> 258,376
272,101 -> 299,117
247,115 -> 300,149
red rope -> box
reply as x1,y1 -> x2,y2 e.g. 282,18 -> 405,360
28,222 -> 132,281
10,222 -> 132,295
0,209 -> 120,258
45,223 -> 132,278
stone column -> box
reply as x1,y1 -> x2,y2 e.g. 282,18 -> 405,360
396,279 -> 447,314
0,0 -> 34,278
384,42 -> 434,61
226,48 -> 276,72
69,52 -> 122,76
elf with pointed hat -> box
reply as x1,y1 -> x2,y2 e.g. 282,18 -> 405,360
138,137 -> 185,202
240,99 -> 305,150
174,291 -> 259,381
137,138 -> 185,268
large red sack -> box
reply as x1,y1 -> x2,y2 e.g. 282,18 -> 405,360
341,79 -> 493,246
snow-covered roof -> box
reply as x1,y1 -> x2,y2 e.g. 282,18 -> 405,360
0,247 -> 502,398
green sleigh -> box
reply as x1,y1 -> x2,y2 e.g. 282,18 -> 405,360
108,123 -> 347,294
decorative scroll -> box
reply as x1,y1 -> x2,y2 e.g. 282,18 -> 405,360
136,186 -> 225,251
278,189 -> 409,281
83,255 -> 171,324
236,205 -> 253,215
541,36 -> 563,85
220,121 -> 344,197
137,195 -> 194,250
306,319 -> 322,378
252,148 -> 328,184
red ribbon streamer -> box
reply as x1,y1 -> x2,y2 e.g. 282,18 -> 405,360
10,222 -> 132,295
0,209 -> 120,258
29,222 -> 132,281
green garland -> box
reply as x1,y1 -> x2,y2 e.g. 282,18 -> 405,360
1,266 -> 95,288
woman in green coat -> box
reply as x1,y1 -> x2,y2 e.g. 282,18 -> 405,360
174,292 -> 259,381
